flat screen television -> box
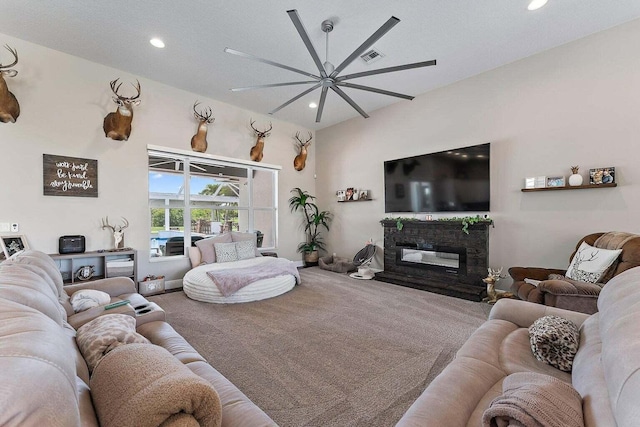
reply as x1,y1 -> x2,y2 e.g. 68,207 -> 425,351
384,143 -> 490,213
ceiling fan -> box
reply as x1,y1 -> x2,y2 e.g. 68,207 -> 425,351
224,9 -> 436,123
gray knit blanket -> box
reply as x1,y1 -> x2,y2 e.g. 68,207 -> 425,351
482,372 -> 584,427
207,258 -> 300,297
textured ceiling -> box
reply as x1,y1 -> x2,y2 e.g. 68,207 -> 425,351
1,1 -> 640,130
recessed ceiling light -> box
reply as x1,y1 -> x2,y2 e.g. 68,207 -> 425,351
527,0 -> 548,11
309,102 -> 318,109
150,38 -> 165,48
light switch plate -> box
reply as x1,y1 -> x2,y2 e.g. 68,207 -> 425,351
0,223 -> 9,232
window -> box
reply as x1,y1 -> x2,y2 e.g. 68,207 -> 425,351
148,146 -> 279,259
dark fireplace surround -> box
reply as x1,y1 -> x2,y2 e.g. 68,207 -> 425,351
376,220 -> 490,301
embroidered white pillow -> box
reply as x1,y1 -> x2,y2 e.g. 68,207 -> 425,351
235,240 -> 256,260
214,242 -> 238,263
565,241 -> 621,283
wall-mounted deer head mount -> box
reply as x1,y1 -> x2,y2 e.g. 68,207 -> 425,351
103,79 -> 141,141
190,101 -> 215,153
249,119 -> 272,162
293,131 -> 312,171
101,216 -> 129,249
0,44 -> 20,123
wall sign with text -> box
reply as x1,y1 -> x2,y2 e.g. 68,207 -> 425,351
43,154 -> 98,197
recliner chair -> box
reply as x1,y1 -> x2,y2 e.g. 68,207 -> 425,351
509,232 -> 640,314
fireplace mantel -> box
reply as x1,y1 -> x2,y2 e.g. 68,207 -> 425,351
376,220 -> 490,301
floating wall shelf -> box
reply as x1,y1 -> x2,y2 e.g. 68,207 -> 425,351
521,183 -> 617,192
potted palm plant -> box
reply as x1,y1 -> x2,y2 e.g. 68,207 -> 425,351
288,187 -> 332,266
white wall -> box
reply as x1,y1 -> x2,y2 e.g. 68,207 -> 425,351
317,18 -> 640,286
0,33 -> 316,284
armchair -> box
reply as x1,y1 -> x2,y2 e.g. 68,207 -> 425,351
509,232 -> 640,314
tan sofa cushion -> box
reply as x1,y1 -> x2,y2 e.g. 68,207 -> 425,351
0,264 -> 65,324
0,299 -> 80,426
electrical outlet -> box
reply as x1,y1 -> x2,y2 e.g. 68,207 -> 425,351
11,223 -> 19,232
0,223 -> 9,232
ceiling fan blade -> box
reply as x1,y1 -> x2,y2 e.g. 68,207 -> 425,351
269,82 -> 322,115
287,9 -> 328,78
330,85 -> 369,119
330,16 -> 400,78
337,59 -> 437,82
224,48 -> 321,80
230,81 -> 317,92
316,86 -> 329,123
336,82 -> 414,100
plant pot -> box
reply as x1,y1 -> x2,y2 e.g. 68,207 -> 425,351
569,173 -> 583,186
303,250 -> 319,267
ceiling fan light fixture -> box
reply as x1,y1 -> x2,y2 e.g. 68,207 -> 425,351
323,61 -> 335,75
309,102 -> 318,109
527,0 -> 548,11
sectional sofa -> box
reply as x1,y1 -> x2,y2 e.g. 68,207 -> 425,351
0,250 -> 276,426
397,265 -> 640,426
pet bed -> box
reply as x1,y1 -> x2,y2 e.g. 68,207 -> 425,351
318,255 -> 356,273
183,256 -> 297,304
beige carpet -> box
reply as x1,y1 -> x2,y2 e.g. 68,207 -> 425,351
149,267 -> 492,427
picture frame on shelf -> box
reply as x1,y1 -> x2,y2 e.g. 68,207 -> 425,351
345,188 -> 355,201
589,167 -> 615,184
359,190 -> 369,200
336,190 -> 346,202
534,176 -> 546,188
524,177 -> 536,189
546,176 -> 566,187
0,235 -> 29,259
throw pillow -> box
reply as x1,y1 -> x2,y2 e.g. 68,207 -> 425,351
565,241 -> 621,283
235,240 -> 256,260
214,242 -> 238,263
195,233 -> 232,264
231,231 -> 262,256
70,289 -> 111,312
529,315 -> 580,372
76,314 -> 149,373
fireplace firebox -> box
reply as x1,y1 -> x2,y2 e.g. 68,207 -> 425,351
376,220 -> 489,301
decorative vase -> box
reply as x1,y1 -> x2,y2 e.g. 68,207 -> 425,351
569,174 -> 583,186
569,166 -> 583,186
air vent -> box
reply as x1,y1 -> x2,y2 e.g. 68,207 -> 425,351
360,48 -> 384,64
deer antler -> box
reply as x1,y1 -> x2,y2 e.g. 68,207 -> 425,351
118,217 -> 130,231
101,216 -> 115,232
0,45 -> 18,69
193,102 -> 215,124
101,216 -> 129,232
250,119 -> 272,137
295,131 -> 313,145
110,79 -> 141,104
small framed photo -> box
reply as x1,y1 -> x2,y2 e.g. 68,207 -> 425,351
547,176 -> 566,187
359,190 -> 369,200
345,187 -> 355,201
336,190 -> 346,202
525,177 -> 536,189
589,167 -> 615,184
534,176 -> 547,188
0,235 -> 29,259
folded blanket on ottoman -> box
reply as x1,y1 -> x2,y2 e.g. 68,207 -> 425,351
482,372 -> 583,427
207,257 -> 300,296
90,343 -> 222,427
